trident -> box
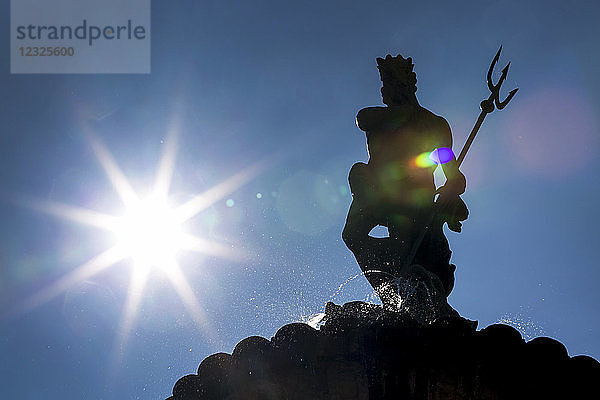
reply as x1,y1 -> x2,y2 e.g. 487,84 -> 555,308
456,45 -> 519,165
404,46 -> 518,270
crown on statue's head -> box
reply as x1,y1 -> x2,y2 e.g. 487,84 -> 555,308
376,54 -> 415,85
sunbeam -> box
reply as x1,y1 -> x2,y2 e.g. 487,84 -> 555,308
16,245 -> 126,314
179,234 -> 246,262
89,136 -> 139,208
175,160 -> 267,223
114,264 -> 150,356
25,200 -> 120,232
153,129 -> 178,199
162,258 -> 215,337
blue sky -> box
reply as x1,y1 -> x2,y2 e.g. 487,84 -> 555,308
1,0 -> 599,398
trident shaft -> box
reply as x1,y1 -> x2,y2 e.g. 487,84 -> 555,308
404,46 -> 518,270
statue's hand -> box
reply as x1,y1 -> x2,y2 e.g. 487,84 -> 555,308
435,188 -> 468,233
435,179 -> 464,198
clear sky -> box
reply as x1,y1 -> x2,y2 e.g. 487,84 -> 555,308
1,0 -> 599,398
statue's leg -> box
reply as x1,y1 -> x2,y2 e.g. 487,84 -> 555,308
415,214 -> 455,296
344,162 -> 416,294
343,198 -> 394,288
343,162 -> 375,251
343,164 -> 396,291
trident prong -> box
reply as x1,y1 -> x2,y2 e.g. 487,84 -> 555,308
487,45 -> 503,93
486,46 -> 519,111
496,87 -> 519,110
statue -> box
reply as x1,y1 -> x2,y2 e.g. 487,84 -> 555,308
342,54 -> 468,305
343,50 -> 517,315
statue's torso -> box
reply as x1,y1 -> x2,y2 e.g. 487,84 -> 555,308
355,105 -> 451,204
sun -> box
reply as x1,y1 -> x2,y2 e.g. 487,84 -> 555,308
18,133 -> 267,359
114,196 -> 185,270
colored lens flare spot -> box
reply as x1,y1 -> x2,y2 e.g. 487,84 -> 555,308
429,147 -> 454,165
414,152 -> 436,168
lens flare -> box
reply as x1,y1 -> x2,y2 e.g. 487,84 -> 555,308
503,86 -> 598,179
414,152 -> 436,168
429,147 -> 454,165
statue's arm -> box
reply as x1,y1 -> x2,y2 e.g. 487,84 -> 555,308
438,118 -> 466,195
356,107 -> 387,132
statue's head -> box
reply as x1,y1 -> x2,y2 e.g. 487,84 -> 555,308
377,54 -> 418,106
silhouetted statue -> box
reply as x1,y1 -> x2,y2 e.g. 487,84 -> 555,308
342,54 -> 468,303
